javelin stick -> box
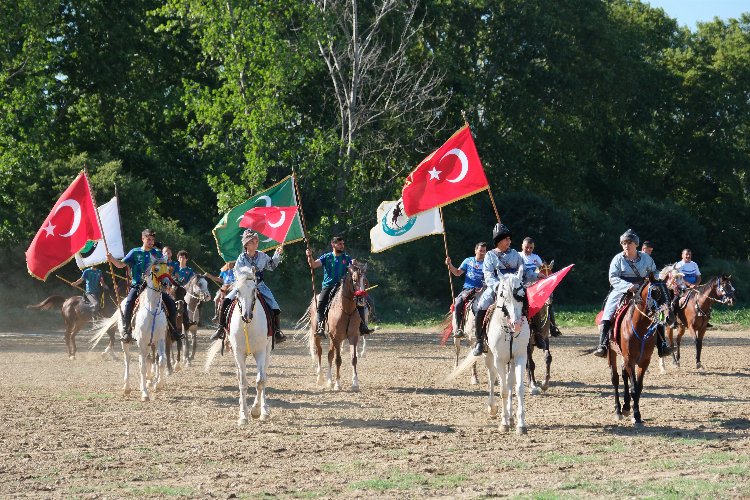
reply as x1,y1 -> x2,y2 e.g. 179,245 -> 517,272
192,260 -> 222,287
292,170 -> 318,314
56,274 -> 85,293
84,168 -> 124,323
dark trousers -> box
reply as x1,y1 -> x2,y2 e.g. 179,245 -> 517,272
453,288 -> 478,328
316,286 -> 336,324
123,285 -> 177,331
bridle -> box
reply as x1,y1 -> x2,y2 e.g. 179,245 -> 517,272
234,270 -> 259,324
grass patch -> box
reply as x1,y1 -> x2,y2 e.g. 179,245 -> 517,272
126,485 -> 196,497
383,448 -> 409,458
348,470 -> 427,492
428,474 -> 467,489
594,439 -> 626,453
542,452 -> 597,465
498,458 -> 532,470
651,458 -> 681,470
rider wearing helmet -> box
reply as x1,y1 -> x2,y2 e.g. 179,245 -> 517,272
472,223 -> 524,356
593,229 -> 674,358
211,229 -> 286,344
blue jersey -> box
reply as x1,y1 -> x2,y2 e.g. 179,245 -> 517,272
123,247 -> 161,286
318,252 -> 353,288
175,266 -> 195,285
166,259 -> 180,278
81,268 -> 103,295
219,269 -> 235,286
459,257 -> 484,289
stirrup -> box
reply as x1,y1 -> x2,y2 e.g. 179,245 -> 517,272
452,328 -> 465,339
274,330 -> 286,343
359,323 -> 374,335
657,342 -> 674,358
315,324 -> 326,338
593,344 -> 608,358
210,327 -> 225,341
120,331 -> 134,344
471,341 -> 485,356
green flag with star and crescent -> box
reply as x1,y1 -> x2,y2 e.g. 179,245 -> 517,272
212,176 -> 304,262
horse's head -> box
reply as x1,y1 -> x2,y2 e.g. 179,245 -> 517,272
348,262 -> 369,299
233,266 -> 259,322
188,274 -> 212,302
717,274 -> 736,306
496,274 -> 526,333
147,257 -> 172,291
639,272 -> 671,317
659,264 -> 684,291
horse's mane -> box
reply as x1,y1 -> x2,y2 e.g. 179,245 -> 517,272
232,266 -> 256,291
658,264 -> 684,281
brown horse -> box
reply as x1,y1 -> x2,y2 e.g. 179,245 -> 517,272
27,290 -> 123,359
307,264 -> 368,391
608,273 -> 671,425
527,261 -> 555,394
664,275 -> 735,371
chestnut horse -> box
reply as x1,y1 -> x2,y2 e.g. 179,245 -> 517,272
664,275 -> 735,371
608,273 -> 671,425
307,263 -> 369,391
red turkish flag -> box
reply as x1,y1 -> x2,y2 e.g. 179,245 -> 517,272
526,264 -> 574,318
239,206 -> 297,244
26,172 -> 102,281
401,125 -> 489,216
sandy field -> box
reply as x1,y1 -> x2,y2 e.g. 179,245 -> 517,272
1,324 -> 749,498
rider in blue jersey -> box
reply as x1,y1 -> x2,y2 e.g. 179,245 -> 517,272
446,242 -> 487,339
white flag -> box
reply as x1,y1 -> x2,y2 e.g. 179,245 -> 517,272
370,198 -> 443,253
75,197 -> 124,269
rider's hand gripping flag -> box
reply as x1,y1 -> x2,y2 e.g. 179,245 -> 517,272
401,125 -> 489,217
26,172 -> 102,280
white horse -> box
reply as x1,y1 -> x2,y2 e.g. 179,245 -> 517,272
175,274 -> 211,369
122,258 -> 171,401
205,266 -> 272,424
485,274 -> 531,435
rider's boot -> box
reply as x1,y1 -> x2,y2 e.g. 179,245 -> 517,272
272,310 -> 286,343
656,326 -> 674,358
120,325 -> 134,344
169,318 -> 183,341
211,297 -> 232,341
452,309 -> 465,339
357,306 -> 374,335
472,309 -> 488,356
593,320 -> 611,358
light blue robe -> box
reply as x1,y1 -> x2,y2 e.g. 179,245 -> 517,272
602,251 -> 656,321
477,248 -> 525,310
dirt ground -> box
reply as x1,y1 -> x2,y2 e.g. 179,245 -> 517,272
1,323 -> 749,499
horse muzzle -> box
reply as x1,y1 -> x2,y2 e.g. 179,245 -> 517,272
508,318 -> 522,333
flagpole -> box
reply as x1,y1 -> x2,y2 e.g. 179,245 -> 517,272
84,168 -> 124,322
56,274 -> 85,293
439,207 -> 456,300
291,170 -> 319,313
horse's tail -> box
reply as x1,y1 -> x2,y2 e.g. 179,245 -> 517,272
89,311 -> 120,350
204,340 -> 223,373
438,310 -> 453,346
444,351 -> 481,383
27,295 -> 67,311
294,299 -> 316,362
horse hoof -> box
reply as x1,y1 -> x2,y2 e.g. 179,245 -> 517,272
470,376 -> 479,386
351,384 -> 360,392
621,408 -> 630,417
632,419 -> 643,427
488,405 -> 498,418
141,395 -> 149,402
68,355 -> 75,361
516,426 -> 528,435
238,417 -> 248,426
260,412 -> 270,421
326,380 -> 334,389
530,386 -> 542,396
250,408 -> 261,419
500,424 -> 510,433
615,413 -> 623,421
334,382 -> 342,391
696,363 -> 704,371
123,388 -> 131,396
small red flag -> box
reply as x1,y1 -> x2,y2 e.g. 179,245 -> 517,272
526,264 -> 575,318
26,172 -> 102,281
239,206 -> 298,244
401,125 -> 489,216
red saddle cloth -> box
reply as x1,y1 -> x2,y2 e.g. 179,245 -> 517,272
595,300 -> 631,346
226,294 -> 274,337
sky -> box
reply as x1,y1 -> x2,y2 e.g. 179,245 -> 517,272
645,0 -> 748,29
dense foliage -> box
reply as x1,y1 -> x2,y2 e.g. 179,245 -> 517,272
2,0 -> 749,312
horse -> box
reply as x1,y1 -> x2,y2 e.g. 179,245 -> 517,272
663,274 -> 735,371
483,274 -> 531,434
451,301 -> 481,385
607,273 -> 671,425
167,274 -> 211,371
306,263 -> 369,391
27,279 -> 126,360
527,261 -> 555,395
204,266 -> 272,424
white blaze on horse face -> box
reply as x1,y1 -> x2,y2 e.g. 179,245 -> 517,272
505,276 -> 525,333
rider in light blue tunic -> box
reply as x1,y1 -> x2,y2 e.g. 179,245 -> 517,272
593,229 -> 674,358
472,223 -> 524,356
212,230 -> 286,344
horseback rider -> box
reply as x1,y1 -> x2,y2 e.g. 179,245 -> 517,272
306,235 -> 374,338
446,242 -> 487,339
172,250 -> 197,328
670,248 -> 703,325
106,228 -> 182,343
593,229 -> 674,358
520,237 -> 562,337
205,261 -> 235,321
211,230 -> 286,344
472,223 -> 524,356
72,266 -> 106,313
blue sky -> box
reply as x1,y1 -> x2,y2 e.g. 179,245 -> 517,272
645,0 -> 748,29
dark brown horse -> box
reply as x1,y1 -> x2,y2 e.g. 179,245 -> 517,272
308,264 -> 368,391
665,275 -> 735,370
527,261 -> 555,394
608,273 -> 671,425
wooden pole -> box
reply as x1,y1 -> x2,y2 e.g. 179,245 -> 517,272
55,274 -> 85,293
292,170 -> 319,312
486,187 -> 501,223
439,207 -> 456,300
84,168 -> 124,321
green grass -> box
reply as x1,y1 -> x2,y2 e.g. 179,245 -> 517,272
125,485 -> 196,497
347,469 -> 467,492
542,451 -> 598,465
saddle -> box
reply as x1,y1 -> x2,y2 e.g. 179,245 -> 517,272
677,289 -> 698,310
609,300 -> 631,347
225,293 -> 274,337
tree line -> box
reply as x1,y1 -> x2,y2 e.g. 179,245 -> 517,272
2,1 -> 749,313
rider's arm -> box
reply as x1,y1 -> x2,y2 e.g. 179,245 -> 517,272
483,252 -> 500,291
72,277 -> 84,286
306,248 -> 322,269
107,253 -> 127,269
446,257 -> 465,277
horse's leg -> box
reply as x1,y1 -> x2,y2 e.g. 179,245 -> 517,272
541,347 -> 552,391
470,358 -> 479,386
359,335 -> 367,359
155,338 -> 167,391
165,336 -> 174,375
234,347 -> 249,425
621,364 -> 631,416
485,351 -> 499,420
515,354 -> 528,434
527,344 -> 540,395
454,336 -> 461,369
251,347 -> 268,420
695,327 -> 705,370
610,353 -> 622,421
675,326 -> 685,368
349,340 -> 360,391
122,342 -> 132,396
315,336 -> 325,386
501,357 -> 514,431
139,343 -> 150,402
326,341 -> 335,389
631,365 -> 645,425
333,340 -> 343,391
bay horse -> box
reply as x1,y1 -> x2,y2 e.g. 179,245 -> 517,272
663,275 -> 735,371
527,261 -> 555,395
307,263 -> 368,391
204,266 -> 272,424
485,274 -> 531,434
451,300 -> 481,385
167,274 -> 211,371
607,273 -> 671,425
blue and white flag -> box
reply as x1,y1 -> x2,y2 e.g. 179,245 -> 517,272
370,198 -> 443,253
